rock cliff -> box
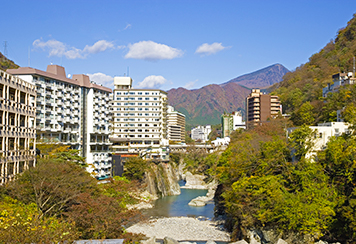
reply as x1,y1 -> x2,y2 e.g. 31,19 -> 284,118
145,162 -> 180,198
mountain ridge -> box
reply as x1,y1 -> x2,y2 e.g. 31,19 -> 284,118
167,64 -> 289,127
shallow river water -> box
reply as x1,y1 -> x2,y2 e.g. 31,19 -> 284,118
143,181 -> 214,219
142,181 -> 228,244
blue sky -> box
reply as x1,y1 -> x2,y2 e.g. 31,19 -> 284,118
3,0 -> 356,91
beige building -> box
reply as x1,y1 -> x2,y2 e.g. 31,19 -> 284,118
246,89 -> 281,128
0,70 -> 36,184
167,105 -> 185,143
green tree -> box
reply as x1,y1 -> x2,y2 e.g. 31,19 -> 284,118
123,157 -> 149,181
288,125 -> 315,161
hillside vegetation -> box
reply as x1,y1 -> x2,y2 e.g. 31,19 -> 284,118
0,52 -> 19,71
273,14 -> 356,126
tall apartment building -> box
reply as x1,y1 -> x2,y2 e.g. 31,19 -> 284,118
0,70 -> 36,184
8,65 -> 112,180
110,77 -> 169,163
167,105 -> 185,143
246,89 -> 281,128
221,111 -> 246,137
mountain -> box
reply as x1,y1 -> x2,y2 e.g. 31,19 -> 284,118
167,83 -> 250,128
168,64 -> 289,128
0,52 -> 19,71
223,63 -> 289,88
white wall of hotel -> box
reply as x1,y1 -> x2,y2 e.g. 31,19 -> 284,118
288,122 -> 350,160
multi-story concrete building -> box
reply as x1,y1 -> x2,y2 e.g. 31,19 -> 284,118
246,89 -> 281,128
191,125 -> 211,142
221,111 -> 246,137
8,65 -> 112,180
288,122 -> 350,160
110,76 -> 169,163
0,70 -> 36,184
323,72 -> 355,98
167,105 -> 185,143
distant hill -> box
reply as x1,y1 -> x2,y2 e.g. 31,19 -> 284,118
168,83 -> 250,128
223,63 -> 289,88
168,64 -> 289,128
0,52 -> 19,71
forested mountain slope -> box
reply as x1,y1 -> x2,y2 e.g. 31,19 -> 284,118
272,14 -> 356,125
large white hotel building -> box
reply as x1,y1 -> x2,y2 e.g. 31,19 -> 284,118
110,77 -> 169,163
8,65 -> 112,180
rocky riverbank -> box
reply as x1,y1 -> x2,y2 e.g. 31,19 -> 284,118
126,217 -> 230,242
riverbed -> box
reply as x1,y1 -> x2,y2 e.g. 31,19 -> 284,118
127,180 -> 230,243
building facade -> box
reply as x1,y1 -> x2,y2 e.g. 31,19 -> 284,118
8,65 -> 112,180
110,77 -> 169,161
221,111 -> 245,137
323,72 -> 355,98
0,70 -> 36,184
191,125 -> 211,142
288,122 -> 350,160
167,105 -> 185,143
246,89 -> 281,128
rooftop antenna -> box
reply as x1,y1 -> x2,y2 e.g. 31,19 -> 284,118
3,41 -> 8,56
127,67 -> 129,77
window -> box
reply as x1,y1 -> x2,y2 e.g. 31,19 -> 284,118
124,98 -> 128,100
138,103 -> 142,105
138,98 -> 142,100
129,92 -> 135,95
145,108 -> 149,111
138,92 -> 142,95
116,97 -> 121,100
145,98 -> 149,100
117,92 -> 121,95
145,92 -> 149,95
145,103 -> 149,105
154,98 -> 157,100
138,108 -> 143,111
117,103 -> 121,105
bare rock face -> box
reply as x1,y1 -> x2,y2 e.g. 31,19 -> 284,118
145,162 -> 181,198
182,172 -> 208,189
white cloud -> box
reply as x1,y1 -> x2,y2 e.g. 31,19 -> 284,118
87,72 -> 114,87
136,75 -> 167,88
124,24 -> 132,30
83,40 -> 114,54
33,38 -> 115,59
184,80 -> 198,89
195,42 -> 228,55
125,41 -> 183,61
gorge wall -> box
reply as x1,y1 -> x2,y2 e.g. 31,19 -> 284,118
145,162 -> 181,198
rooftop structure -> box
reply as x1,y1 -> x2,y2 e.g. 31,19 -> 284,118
0,70 -> 36,184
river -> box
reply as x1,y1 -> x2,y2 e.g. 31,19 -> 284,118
141,181 -> 228,244
143,180 -> 214,219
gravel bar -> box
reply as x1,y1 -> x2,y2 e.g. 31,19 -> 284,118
126,217 -> 230,242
